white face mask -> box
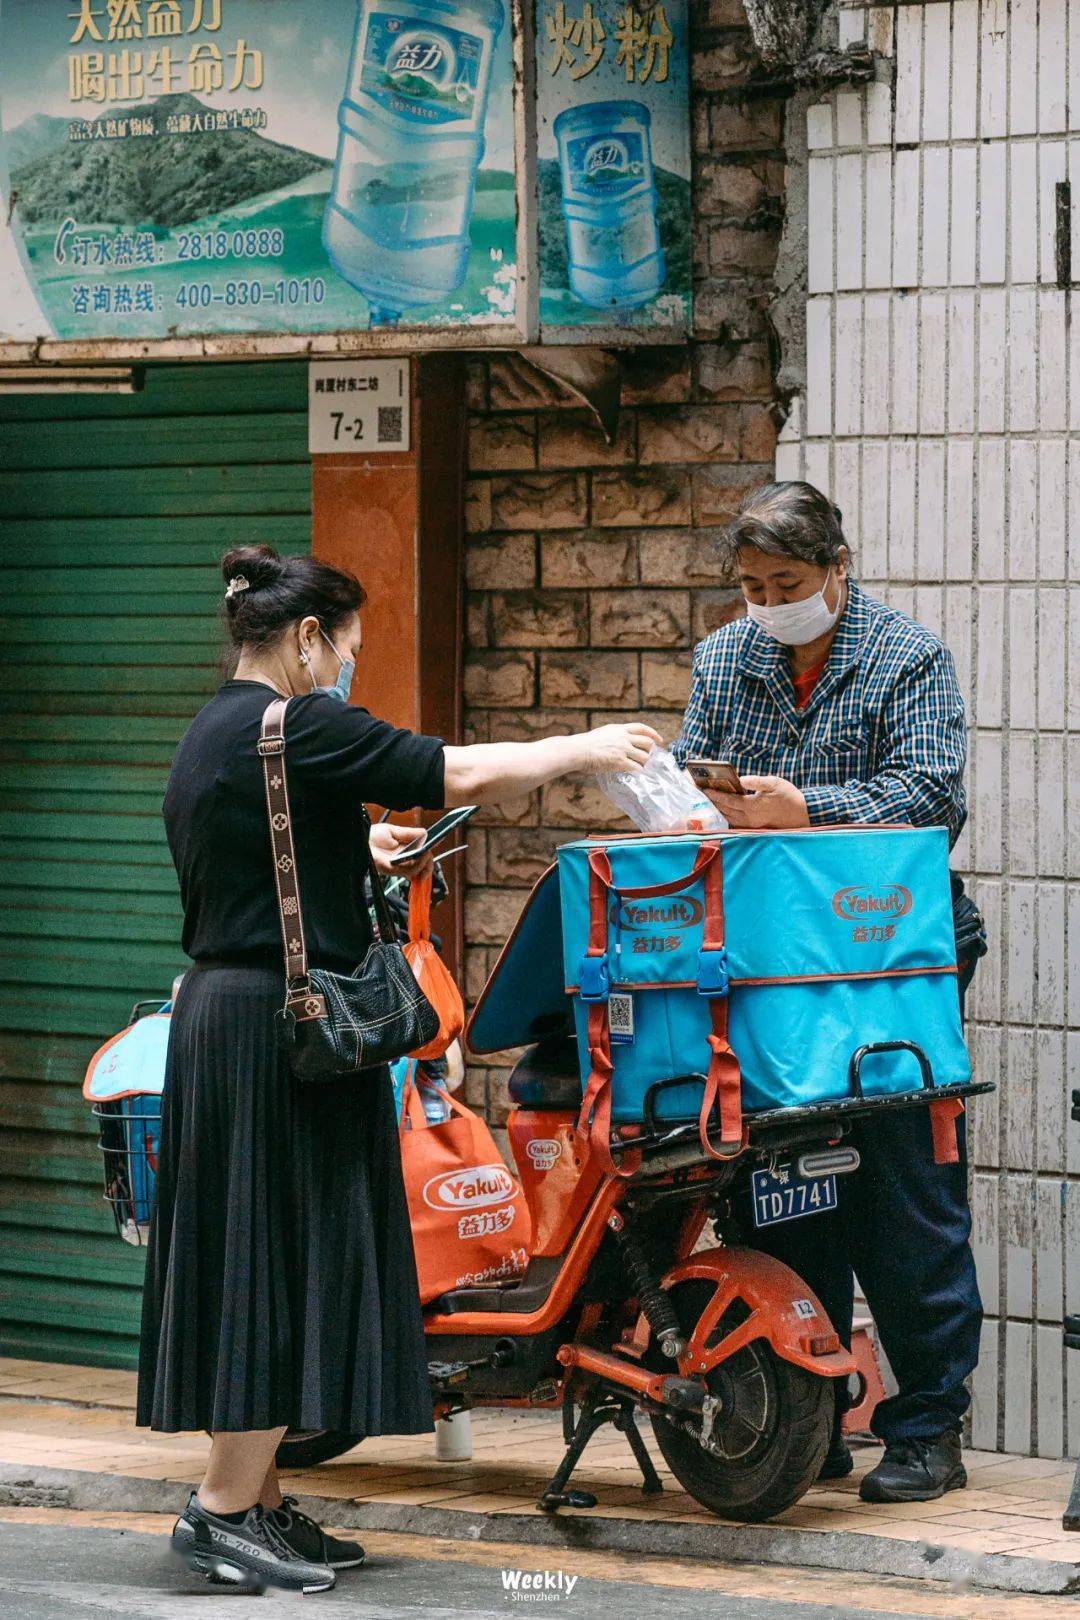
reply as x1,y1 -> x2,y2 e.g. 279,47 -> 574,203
745,568 -> 843,647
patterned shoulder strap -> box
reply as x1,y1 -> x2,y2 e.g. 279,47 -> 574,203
257,698 -> 309,994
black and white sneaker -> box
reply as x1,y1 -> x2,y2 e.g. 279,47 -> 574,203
171,1491 -> 336,1592
269,1495 -> 366,1569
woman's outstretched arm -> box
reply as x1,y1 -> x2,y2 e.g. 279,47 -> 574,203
442,723 -> 661,806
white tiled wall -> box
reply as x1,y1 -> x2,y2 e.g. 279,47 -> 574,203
778,0 -> 1079,1456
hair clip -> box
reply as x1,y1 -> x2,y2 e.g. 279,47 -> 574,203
225,575 -> 250,598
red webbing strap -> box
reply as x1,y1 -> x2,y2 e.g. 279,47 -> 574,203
573,854 -> 639,1178
697,1002 -> 745,1160
576,842 -> 737,1175
585,849 -> 611,956
697,848 -> 744,1160
574,1004 -> 641,1178
574,858 -> 615,1171
575,1002 -> 615,1172
701,839 -> 723,950
597,840 -> 720,901
929,1097 -> 963,1165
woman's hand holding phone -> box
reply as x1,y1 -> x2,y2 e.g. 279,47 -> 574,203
369,822 -> 433,876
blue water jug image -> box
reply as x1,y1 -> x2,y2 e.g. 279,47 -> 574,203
553,99 -> 665,311
323,0 -> 504,324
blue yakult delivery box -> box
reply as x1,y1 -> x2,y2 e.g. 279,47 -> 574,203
470,827 -> 970,1163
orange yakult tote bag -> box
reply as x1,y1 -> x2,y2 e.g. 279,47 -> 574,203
397,1066 -> 531,1303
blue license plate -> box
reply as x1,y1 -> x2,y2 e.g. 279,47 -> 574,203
751,1164 -> 838,1229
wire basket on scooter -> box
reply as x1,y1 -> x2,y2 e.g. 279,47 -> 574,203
91,1095 -> 162,1246
83,995 -> 174,1248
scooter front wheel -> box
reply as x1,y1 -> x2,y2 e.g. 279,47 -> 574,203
647,1281 -> 832,1522
275,1430 -> 364,1469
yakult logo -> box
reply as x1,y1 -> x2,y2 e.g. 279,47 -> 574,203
422,1163 -> 515,1212
615,897 -> 703,930
526,1138 -> 561,1171
831,884 -> 913,921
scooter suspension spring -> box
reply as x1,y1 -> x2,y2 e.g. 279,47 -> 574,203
612,1223 -> 685,1359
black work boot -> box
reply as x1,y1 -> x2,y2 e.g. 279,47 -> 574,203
817,1428 -> 854,1481
171,1492 -> 336,1592
859,1430 -> 967,1504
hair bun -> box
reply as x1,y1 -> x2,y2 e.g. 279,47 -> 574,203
220,544 -> 282,594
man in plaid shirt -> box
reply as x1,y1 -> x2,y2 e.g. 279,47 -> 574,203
673,481 -> 981,1507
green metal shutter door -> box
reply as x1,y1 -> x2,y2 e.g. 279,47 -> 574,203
0,361 -> 311,1369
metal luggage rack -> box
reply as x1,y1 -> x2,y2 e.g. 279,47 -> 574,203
614,1040 -> 994,1166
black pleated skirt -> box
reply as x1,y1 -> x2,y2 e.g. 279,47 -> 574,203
135,963 -> 435,1436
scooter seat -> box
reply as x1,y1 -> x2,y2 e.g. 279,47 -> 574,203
507,1039 -> 581,1111
426,1255 -> 563,1315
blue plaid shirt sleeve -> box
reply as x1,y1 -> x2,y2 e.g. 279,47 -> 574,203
800,644 -> 967,843
671,646 -> 712,768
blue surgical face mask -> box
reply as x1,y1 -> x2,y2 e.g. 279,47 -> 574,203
312,627 -> 355,703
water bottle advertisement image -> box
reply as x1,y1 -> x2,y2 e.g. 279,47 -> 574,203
537,0 -> 690,333
0,0 -> 519,342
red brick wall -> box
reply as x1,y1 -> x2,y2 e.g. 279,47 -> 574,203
460,1 -> 784,1132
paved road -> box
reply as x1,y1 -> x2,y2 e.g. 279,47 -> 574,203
0,1512 -> 1068,1620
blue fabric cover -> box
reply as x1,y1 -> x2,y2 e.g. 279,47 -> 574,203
83,1010 -> 171,1101
121,1093 -> 161,1224
556,828 -> 970,1123
465,865 -> 571,1054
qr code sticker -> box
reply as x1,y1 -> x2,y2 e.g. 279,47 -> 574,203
378,405 -> 404,444
608,992 -> 634,1043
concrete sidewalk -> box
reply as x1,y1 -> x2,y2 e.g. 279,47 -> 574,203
1,1357 -> 1079,1596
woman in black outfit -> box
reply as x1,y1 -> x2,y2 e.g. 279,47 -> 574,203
137,545 -> 659,1594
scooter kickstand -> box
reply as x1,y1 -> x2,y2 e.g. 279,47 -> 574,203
616,1402 -> 664,1496
538,1389 -> 603,1512
537,1391 -> 662,1512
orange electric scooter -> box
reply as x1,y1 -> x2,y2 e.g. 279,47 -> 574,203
420,1036 -> 864,1523
276,856 -> 988,1523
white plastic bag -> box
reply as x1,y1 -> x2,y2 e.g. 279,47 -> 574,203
596,745 -> 727,834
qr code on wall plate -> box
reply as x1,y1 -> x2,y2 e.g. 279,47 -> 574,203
378,405 -> 404,444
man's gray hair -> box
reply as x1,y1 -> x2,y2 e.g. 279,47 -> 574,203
720,481 -> 849,571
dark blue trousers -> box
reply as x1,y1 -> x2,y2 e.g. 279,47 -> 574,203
741,1106 -> 982,1443
739,970 -> 983,1445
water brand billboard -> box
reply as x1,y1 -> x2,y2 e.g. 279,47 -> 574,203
0,0 -> 690,352
0,0 -> 519,346
536,0 -> 690,336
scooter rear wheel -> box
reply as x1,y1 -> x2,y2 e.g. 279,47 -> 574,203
647,1280 -> 832,1523
275,1430 -> 364,1469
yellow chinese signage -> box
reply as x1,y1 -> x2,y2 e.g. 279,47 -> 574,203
67,0 -> 264,102
546,2 -> 674,86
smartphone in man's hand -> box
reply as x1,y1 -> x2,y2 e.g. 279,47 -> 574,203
686,759 -> 747,795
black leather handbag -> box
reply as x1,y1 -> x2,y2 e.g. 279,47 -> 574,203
258,697 -> 439,1082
